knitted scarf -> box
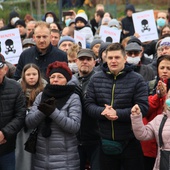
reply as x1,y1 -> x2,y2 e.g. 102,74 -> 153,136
41,84 -> 75,138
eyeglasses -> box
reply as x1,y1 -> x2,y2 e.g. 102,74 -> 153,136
126,51 -> 141,56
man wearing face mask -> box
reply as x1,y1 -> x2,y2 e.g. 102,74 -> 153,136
156,11 -> 168,36
125,42 -> 155,81
1,10 -> 20,30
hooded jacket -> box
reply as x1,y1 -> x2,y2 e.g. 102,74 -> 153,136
1,10 -> 19,30
121,4 -> 136,39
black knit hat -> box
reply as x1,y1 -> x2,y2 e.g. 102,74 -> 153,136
9,10 -> 19,21
75,13 -> 88,25
15,19 -> 26,28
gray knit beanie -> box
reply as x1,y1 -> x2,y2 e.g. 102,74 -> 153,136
90,39 -> 104,49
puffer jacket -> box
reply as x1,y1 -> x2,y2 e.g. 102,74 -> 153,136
25,92 -> 82,170
131,112 -> 170,170
85,63 -> 149,141
0,77 -> 26,156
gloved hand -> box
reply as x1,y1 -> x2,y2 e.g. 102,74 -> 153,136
38,97 -> 56,116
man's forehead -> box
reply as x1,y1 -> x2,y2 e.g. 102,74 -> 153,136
34,26 -> 50,34
60,41 -> 73,45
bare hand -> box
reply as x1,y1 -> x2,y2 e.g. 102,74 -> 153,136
156,80 -> 167,97
131,104 -> 141,115
0,139 -> 7,145
101,104 -> 118,120
0,131 -> 5,143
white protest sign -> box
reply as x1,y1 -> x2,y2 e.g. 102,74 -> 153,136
0,28 -> 22,64
99,25 -> 121,43
132,10 -> 158,42
74,30 -> 86,48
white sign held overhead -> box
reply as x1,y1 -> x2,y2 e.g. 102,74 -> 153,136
132,10 -> 158,42
99,25 -> 121,43
0,28 -> 22,64
74,30 -> 86,49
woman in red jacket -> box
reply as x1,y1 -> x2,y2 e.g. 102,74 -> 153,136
142,55 -> 170,170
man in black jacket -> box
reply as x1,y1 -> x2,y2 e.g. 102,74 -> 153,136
14,21 -> 67,80
85,43 -> 148,170
75,49 -> 100,170
0,55 -> 26,169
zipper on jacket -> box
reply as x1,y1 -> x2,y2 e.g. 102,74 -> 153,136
111,75 -> 116,140
110,71 -> 123,140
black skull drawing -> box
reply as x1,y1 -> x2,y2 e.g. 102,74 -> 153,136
5,39 -> 16,55
141,19 -> 151,32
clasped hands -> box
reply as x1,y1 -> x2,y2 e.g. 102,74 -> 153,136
38,97 -> 56,116
156,80 -> 167,98
101,104 -> 118,121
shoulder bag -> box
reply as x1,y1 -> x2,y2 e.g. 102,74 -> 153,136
24,128 -> 38,154
159,115 -> 170,170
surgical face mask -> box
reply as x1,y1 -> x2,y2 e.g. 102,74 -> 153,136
166,98 -> 170,111
68,63 -> 78,73
111,26 -> 119,30
65,19 -> 71,27
46,17 -> 54,24
11,17 -> 19,25
157,18 -> 166,27
126,56 -> 141,65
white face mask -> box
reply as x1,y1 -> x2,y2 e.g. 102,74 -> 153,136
46,17 -> 54,24
68,63 -> 78,73
126,56 -> 141,65
11,17 -> 19,25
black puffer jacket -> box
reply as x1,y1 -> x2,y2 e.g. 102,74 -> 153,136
14,44 -> 67,80
0,77 -> 26,156
85,63 -> 148,141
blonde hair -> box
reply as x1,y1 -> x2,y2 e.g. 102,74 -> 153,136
34,21 -> 50,31
67,44 -> 81,59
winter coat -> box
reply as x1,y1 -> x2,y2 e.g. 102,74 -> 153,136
14,44 -> 67,80
0,77 -> 26,156
25,86 -> 82,170
133,64 -> 155,81
131,112 -> 170,170
85,63 -> 149,141
141,93 -> 166,158
76,26 -> 93,44
121,16 -> 135,39
141,78 -> 170,158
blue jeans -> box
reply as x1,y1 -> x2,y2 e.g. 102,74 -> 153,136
0,151 -> 15,170
78,143 -> 100,170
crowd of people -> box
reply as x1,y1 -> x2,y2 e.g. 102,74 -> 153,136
0,2 -> 170,170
